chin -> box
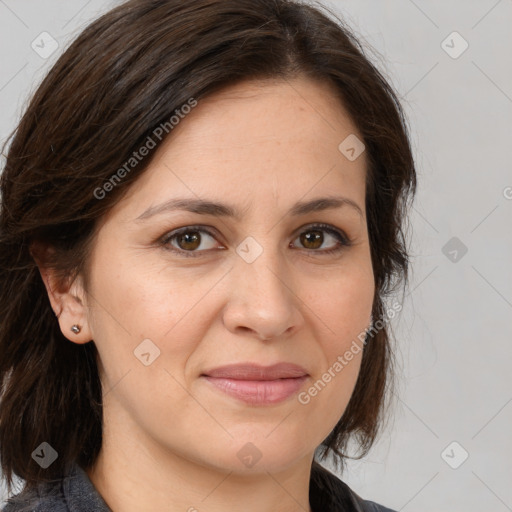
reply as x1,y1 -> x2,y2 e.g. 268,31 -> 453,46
201,432 -> 312,474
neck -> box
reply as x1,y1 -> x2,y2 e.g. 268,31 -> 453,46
87,405 -> 315,512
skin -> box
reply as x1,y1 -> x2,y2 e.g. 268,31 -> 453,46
38,76 -> 375,512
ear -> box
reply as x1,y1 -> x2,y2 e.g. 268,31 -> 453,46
30,242 -> 93,344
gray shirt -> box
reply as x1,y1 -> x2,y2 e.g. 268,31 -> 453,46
2,461 -> 397,511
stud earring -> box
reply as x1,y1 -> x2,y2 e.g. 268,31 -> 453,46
71,325 -> 81,334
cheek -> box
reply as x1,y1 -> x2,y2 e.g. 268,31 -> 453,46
85,246 -> 223,393
85,260 -> 206,430
306,257 -> 374,344
300,260 -> 373,407
87,245 -> 197,339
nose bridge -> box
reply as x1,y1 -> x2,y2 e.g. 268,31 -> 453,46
223,234 -> 303,340
237,234 -> 292,308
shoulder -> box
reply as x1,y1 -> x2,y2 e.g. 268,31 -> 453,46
1,482 -> 68,512
2,462 -> 110,512
358,501 -> 397,512
310,461 -> 397,512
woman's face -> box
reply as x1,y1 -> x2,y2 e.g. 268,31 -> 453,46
80,76 -> 374,473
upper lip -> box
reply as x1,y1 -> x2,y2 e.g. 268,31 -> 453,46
202,362 -> 309,380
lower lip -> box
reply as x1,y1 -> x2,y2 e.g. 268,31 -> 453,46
202,376 -> 308,405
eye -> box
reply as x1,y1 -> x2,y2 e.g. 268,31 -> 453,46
160,223 -> 352,258
161,225 -> 220,257
291,223 -> 352,255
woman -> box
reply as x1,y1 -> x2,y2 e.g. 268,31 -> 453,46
0,0 -> 416,510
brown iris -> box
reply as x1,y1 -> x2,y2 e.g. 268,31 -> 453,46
177,231 -> 202,251
300,230 -> 323,250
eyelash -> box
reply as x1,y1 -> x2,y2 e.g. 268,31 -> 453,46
159,223 -> 353,259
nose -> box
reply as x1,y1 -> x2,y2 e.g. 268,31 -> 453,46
221,250 -> 305,342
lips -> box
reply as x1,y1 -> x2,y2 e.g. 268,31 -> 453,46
202,362 -> 308,380
201,362 -> 309,405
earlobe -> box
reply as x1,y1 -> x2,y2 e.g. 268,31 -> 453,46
50,272 -> 93,344
54,274 -> 93,344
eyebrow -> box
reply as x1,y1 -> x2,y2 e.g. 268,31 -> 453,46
134,195 -> 364,222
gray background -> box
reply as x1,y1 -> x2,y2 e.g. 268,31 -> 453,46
1,1 -> 511,510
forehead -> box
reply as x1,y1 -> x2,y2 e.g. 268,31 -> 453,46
102,76 -> 367,224
169,76 -> 360,149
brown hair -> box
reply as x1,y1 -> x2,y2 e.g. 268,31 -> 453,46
0,0 -> 416,497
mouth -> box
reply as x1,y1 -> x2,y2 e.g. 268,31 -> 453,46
201,362 -> 309,405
